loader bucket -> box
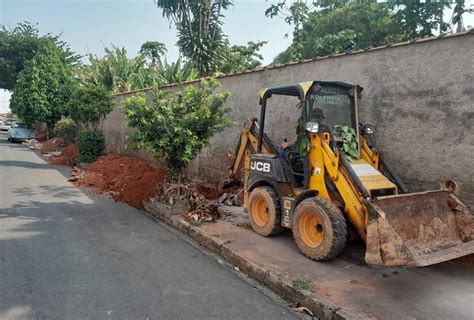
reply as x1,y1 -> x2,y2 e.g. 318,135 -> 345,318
365,190 -> 474,267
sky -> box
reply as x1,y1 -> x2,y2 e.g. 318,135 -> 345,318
1,0 -> 473,113
0,0 -> 296,113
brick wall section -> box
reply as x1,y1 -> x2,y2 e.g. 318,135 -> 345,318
105,31 -> 474,208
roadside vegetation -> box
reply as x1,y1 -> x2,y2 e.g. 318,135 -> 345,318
0,0 -> 472,217
266,0 -> 473,64
122,79 -> 231,177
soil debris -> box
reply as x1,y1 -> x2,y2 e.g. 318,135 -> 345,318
35,132 -> 47,142
73,155 -> 166,209
22,139 -> 43,150
49,143 -> 78,166
41,138 -> 56,153
155,181 -> 243,224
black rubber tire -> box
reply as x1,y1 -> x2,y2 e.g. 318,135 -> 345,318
248,186 -> 284,236
292,197 -> 347,261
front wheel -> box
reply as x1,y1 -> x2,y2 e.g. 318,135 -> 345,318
292,197 -> 347,261
248,186 -> 284,236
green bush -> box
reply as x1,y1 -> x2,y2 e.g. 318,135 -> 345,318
121,79 -> 231,176
75,130 -> 105,163
66,85 -> 113,131
53,118 -> 78,145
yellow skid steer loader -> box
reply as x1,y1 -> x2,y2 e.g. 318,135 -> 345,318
232,81 -> 473,267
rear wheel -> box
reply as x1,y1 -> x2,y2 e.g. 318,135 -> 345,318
248,186 -> 284,236
292,197 -> 347,261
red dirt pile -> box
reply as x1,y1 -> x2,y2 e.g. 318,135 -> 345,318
50,144 -> 78,166
42,139 -> 55,153
35,132 -> 47,142
74,155 -> 166,209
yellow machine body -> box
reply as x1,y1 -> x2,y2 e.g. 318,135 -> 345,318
233,81 -> 473,267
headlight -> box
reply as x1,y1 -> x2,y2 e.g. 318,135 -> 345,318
305,122 -> 319,133
363,124 -> 375,135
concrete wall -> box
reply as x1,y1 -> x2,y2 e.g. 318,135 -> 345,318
106,32 -> 474,208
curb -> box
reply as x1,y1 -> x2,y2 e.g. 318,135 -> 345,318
144,201 -> 354,320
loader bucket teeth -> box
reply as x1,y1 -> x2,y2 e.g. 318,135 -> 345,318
365,190 -> 474,267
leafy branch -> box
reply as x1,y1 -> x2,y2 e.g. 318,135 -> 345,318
333,125 -> 359,161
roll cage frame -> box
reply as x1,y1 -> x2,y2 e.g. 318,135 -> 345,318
256,81 -> 363,153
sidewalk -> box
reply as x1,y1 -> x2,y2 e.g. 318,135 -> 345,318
145,199 -> 474,320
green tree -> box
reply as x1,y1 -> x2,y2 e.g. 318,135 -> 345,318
78,46 -> 161,93
139,41 -> 167,67
79,44 -> 198,92
158,58 -> 198,84
451,0 -> 474,32
273,2 -> 401,63
387,0 -> 449,39
66,85 -> 114,131
9,40 -> 73,131
267,1 -> 466,63
220,41 -> 267,74
154,0 -> 232,76
0,22 -> 80,90
122,79 -> 231,176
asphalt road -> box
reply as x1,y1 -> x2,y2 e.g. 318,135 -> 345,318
0,135 -> 300,320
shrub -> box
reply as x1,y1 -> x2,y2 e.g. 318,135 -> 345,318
75,130 -> 105,163
66,85 -> 113,130
53,118 -> 78,145
122,79 -> 231,177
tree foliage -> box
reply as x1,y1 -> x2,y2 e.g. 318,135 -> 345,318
267,0 -> 471,64
139,41 -> 167,67
451,0 -> 474,32
66,85 -> 114,131
0,22 -> 80,90
9,40 -> 73,129
78,45 -> 197,92
122,79 -> 231,175
388,0 -> 449,38
154,0 -> 232,76
78,46 -> 160,93
220,41 -> 267,74
159,58 -> 198,84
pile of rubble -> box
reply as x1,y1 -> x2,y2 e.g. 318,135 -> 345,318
155,181 -> 243,225
68,166 -> 85,182
22,139 -> 44,150
23,138 -> 78,166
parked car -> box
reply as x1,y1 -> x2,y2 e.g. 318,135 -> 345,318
0,118 -> 14,132
7,122 -> 35,142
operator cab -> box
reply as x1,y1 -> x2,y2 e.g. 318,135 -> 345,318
254,81 -> 362,189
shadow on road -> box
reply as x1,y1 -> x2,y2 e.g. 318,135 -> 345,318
10,185 -> 83,199
0,160 -> 53,170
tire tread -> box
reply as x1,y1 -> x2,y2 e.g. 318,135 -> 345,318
294,197 -> 347,261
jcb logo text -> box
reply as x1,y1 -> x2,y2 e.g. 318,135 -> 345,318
251,161 -> 271,173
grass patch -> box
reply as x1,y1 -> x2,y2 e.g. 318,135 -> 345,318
292,279 -> 314,292
189,219 -> 203,226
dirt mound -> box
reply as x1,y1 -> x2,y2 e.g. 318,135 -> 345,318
42,139 -> 55,153
50,144 -> 78,166
35,132 -> 47,142
74,155 -> 166,209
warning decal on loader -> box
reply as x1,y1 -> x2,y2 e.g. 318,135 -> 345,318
350,163 -> 381,177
